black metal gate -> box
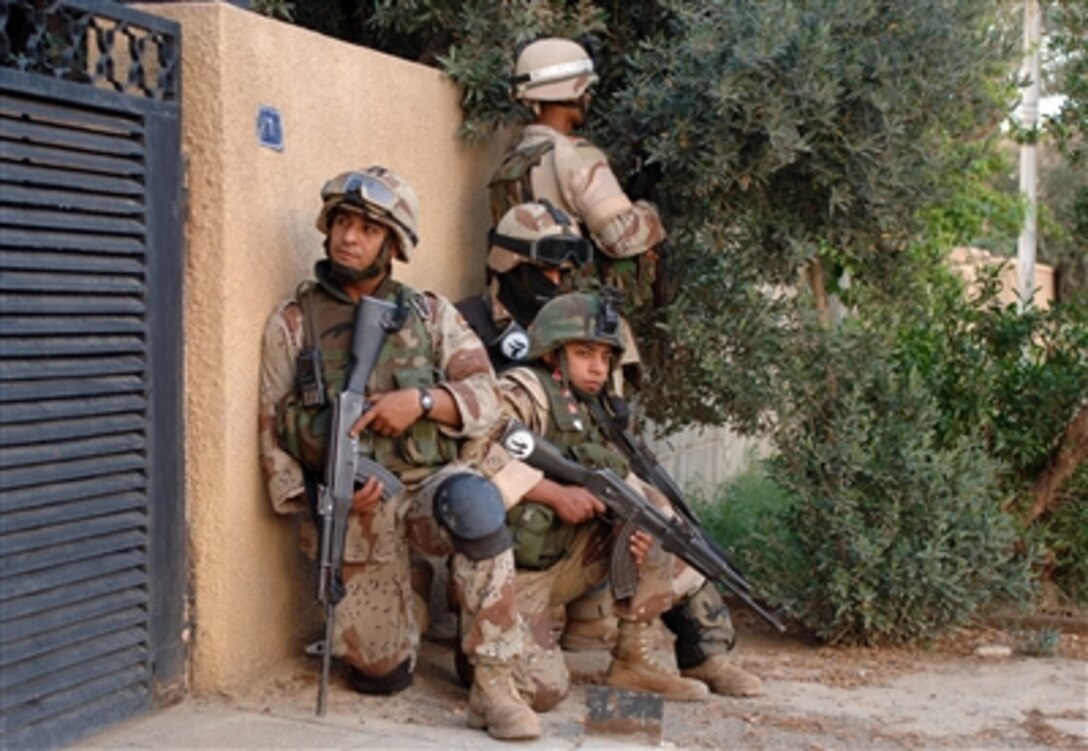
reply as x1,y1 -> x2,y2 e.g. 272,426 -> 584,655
0,2 -> 185,749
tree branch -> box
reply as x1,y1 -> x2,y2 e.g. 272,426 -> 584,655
1026,400 -> 1088,525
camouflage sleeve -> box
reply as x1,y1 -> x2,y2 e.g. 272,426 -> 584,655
428,293 -> 504,439
258,299 -> 308,515
593,199 -> 667,259
474,366 -> 553,508
554,138 -> 667,258
499,366 -> 552,434
460,426 -> 544,510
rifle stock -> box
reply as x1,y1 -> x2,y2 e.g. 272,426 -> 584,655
315,295 -> 406,717
502,423 -> 785,633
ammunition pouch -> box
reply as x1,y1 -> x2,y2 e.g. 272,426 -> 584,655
507,502 -> 576,571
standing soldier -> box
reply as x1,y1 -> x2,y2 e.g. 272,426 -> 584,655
489,37 -> 665,318
499,292 -> 764,709
258,167 -> 540,740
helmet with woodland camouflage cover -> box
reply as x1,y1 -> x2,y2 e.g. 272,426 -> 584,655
488,200 -> 593,274
315,167 -> 420,262
513,38 -> 598,102
527,290 -> 624,360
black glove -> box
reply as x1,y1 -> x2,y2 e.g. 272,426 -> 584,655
623,161 -> 663,202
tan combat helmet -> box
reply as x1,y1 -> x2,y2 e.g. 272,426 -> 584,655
315,167 -> 421,261
512,38 -> 598,102
488,201 -> 593,274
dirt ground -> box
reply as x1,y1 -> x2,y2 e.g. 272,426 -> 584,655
241,609 -> 1086,750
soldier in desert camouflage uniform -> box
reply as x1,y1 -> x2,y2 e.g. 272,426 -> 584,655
490,39 -> 761,674
457,200 -> 592,373
258,167 -> 541,740
498,292 -> 764,711
488,39 -> 668,647
489,37 -> 666,314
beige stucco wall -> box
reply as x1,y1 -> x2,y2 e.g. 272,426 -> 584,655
136,2 -> 505,694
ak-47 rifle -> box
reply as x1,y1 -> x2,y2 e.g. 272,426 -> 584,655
502,423 -> 785,633
584,396 -> 784,631
315,294 -> 406,717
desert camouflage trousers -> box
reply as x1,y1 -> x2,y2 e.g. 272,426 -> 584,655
513,492 -> 704,710
333,463 -> 521,680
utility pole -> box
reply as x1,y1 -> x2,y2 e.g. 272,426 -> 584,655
1017,0 -> 1042,311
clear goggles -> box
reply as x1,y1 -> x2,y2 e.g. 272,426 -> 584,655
489,229 -> 593,268
323,172 -> 418,245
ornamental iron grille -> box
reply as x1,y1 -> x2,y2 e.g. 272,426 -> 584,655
1,2 -> 185,749
0,0 -> 179,100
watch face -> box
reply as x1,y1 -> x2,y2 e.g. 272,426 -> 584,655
420,389 -> 435,412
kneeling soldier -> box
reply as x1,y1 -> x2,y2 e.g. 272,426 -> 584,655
259,167 -> 540,740
499,292 -> 763,710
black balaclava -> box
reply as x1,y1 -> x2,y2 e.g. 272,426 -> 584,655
497,265 -> 562,328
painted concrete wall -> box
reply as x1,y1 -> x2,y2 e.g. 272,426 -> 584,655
136,2 -> 505,694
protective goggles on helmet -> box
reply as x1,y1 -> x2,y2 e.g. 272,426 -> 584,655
490,229 -> 593,268
323,172 -> 418,246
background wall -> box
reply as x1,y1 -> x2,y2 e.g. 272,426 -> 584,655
137,2 -> 505,694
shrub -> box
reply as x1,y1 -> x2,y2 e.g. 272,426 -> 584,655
760,322 -> 1034,644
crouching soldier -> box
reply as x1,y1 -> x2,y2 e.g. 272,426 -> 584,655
258,167 -> 540,740
500,292 -> 764,709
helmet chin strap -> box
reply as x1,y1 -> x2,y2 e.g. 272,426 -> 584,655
328,237 -> 394,284
549,97 -> 589,120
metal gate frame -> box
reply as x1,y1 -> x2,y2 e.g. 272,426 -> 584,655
1,1 -> 186,748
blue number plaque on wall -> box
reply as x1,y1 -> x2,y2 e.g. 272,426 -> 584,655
257,105 -> 285,151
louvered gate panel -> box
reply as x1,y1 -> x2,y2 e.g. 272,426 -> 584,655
1,3 -> 184,749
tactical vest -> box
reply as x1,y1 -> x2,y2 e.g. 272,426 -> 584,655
488,136 -> 657,311
506,365 -> 629,570
276,273 -> 459,484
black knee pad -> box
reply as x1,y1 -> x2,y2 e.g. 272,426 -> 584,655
661,581 -> 736,669
433,473 -> 512,561
347,658 -> 413,695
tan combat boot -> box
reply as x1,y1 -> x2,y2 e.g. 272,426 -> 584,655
681,653 -> 764,696
467,659 -> 542,741
560,614 -> 618,652
606,620 -> 709,702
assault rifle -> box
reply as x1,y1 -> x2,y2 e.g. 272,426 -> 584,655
315,294 -> 406,716
586,397 -> 702,537
502,423 -> 785,633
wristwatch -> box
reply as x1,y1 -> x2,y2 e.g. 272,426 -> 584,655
417,387 -> 435,417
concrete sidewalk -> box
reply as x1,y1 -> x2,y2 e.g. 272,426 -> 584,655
77,641 -> 662,751
77,698 -> 663,751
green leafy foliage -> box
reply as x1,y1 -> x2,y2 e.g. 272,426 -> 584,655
763,321 -> 1034,644
1038,153 -> 1088,302
893,268 -> 1088,492
1043,0 -> 1088,164
1036,479 -> 1088,602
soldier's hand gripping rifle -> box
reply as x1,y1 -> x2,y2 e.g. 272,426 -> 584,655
315,294 -> 406,717
502,423 -> 785,633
